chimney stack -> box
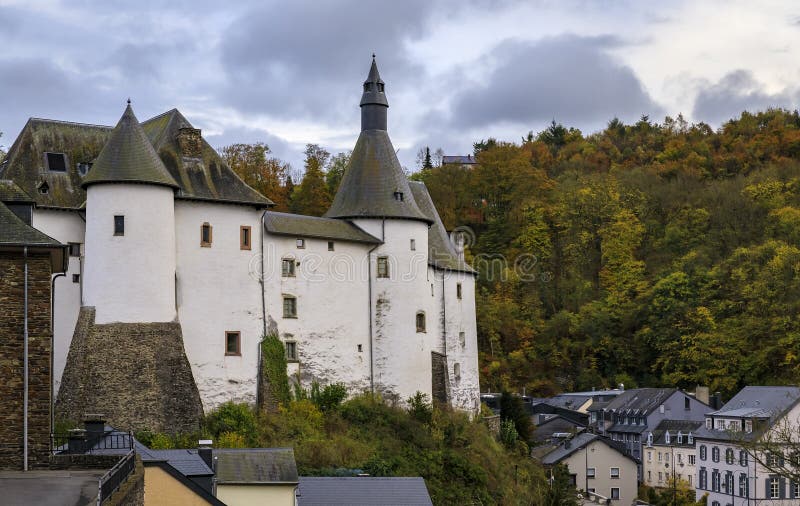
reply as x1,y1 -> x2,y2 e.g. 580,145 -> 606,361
198,439 -> 213,470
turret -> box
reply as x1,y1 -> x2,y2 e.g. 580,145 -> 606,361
360,55 -> 389,131
82,101 -> 179,324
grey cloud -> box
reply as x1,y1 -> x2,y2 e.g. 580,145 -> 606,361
448,35 -> 663,131
692,70 -> 798,125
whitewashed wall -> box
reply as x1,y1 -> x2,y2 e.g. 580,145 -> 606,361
263,233 -> 373,395
174,201 -> 264,411
84,184 -> 176,324
353,219 -> 434,404
31,208 -> 85,394
442,269 -> 480,415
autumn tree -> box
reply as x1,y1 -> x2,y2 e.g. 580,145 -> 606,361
220,142 -> 290,211
290,144 -> 332,216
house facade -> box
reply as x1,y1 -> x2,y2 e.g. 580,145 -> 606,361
643,419 -> 702,490
0,58 -> 480,431
694,386 -> 800,505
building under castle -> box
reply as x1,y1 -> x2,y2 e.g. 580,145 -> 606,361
0,58 -> 480,430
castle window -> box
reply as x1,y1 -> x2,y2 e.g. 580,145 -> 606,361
328,241 -> 334,251
282,258 -> 295,277
283,296 -> 297,318
225,331 -> 241,356
364,82 -> 371,92
377,82 -> 384,92
76,162 -> 92,176
72,274 -> 80,283
38,181 -> 49,194
45,152 -> 67,172
416,311 -> 426,333
377,256 -> 389,278
357,344 -> 363,352
240,226 -> 251,250
285,341 -> 298,361
201,222 -> 212,247
456,283 -> 462,299
393,191 -> 404,202
459,331 -> 465,347
296,238 -> 305,249
454,363 -> 461,381
410,239 -> 416,251
114,215 -> 125,236
68,242 -> 81,257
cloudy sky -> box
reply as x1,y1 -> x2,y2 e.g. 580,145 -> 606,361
2,0 -> 800,172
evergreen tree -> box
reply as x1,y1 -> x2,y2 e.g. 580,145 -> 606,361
291,144 -> 332,216
423,147 -> 433,169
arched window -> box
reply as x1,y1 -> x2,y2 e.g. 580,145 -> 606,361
688,432 -> 694,445
416,311 -> 426,332
454,363 -> 461,381
665,431 -> 671,444
647,432 -> 653,447
712,446 -> 720,462
739,450 -> 748,466
677,431 -> 683,444
726,448 -> 734,464
738,473 -> 748,496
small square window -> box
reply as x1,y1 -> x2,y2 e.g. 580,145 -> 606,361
225,331 -> 241,356
285,341 -> 297,361
459,331 -> 465,347
328,241 -> 334,251
410,238 -> 416,251
45,152 -> 67,172
456,283 -> 462,299
611,488 -> 620,500
610,467 -> 620,478
416,312 -> 426,332
453,363 -> 461,381
68,242 -> 81,257
282,259 -> 296,277
296,238 -> 305,249
377,256 -> 389,278
72,274 -> 80,283
114,215 -> 125,236
283,296 -> 297,318
240,226 -> 251,250
201,223 -> 212,247
357,344 -> 363,352
586,467 -> 596,478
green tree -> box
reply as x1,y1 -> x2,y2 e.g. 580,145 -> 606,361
325,151 -> 350,196
291,144 -> 332,216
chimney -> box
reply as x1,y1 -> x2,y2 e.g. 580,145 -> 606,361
198,439 -> 213,470
712,392 -> 723,410
695,386 -> 710,406
67,428 -> 87,454
83,414 -> 106,440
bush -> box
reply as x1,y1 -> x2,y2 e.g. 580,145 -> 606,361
204,401 -> 257,440
407,391 -> 433,425
311,382 -> 348,412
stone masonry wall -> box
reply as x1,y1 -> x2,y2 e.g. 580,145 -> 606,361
56,307 -> 203,433
0,253 -> 53,470
431,351 -> 449,405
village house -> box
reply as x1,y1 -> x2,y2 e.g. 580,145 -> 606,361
0,58 -> 480,432
694,386 -> 800,505
642,419 -> 703,490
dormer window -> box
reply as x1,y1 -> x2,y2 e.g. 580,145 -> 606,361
77,162 -> 92,176
665,431 -> 670,444
37,181 -> 49,194
646,432 -> 653,446
377,82 -> 384,92
364,82 -> 371,92
45,152 -> 67,172
677,431 -> 683,444
687,432 -> 693,445
393,191 -> 404,202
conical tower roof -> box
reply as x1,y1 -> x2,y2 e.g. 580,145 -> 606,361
325,58 -> 430,223
82,102 -> 179,189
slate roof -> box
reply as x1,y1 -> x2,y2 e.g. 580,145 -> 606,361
546,394 -> 593,411
82,104 -> 179,189
441,155 -> 478,165
408,181 -> 475,274
532,416 -> 586,442
605,388 -> 677,415
297,477 -> 433,506
0,201 -> 65,270
0,180 -> 34,203
695,386 -> 800,440
325,129 -> 431,223
134,442 -> 213,476
541,433 -> 637,466
360,57 -> 388,108
214,448 -> 298,484
264,212 -> 381,244
648,419 -> 703,447
0,109 -> 271,208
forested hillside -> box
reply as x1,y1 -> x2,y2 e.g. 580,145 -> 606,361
413,109 -> 800,398
222,108 -> 800,399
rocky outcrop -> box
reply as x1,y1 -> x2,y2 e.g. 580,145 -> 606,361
56,308 -> 202,433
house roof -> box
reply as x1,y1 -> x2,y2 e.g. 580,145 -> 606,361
696,386 -> 800,440
441,155 -> 478,165
0,180 -> 34,203
532,416 -> 586,442
0,109 -> 271,209
0,201 -> 67,271
604,388 -> 678,415
297,477 -> 433,506
541,433 -> 637,466
264,211 -> 381,244
648,419 -> 703,446
135,442 -> 213,477
408,181 -> 474,274
82,103 -> 179,190
325,129 -> 431,224
546,394 -> 593,411
214,448 -> 298,484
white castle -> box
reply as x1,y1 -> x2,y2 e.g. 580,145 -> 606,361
0,58 -> 480,423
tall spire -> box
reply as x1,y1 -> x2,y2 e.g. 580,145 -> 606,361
360,55 -> 388,131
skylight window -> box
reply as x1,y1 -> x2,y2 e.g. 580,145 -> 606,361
45,152 -> 67,172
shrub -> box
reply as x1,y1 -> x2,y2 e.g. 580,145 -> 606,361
204,401 -> 257,439
407,391 -> 433,425
217,431 -> 247,448
311,382 -> 348,412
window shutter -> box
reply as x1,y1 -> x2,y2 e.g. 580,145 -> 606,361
780,477 -> 786,499
779,455 -> 785,467
766,478 -> 771,498
790,480 -> 796,498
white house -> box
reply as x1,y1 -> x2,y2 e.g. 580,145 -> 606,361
643,419 -> 702,490
0,58 -> 480,429
694,386 -> 800,505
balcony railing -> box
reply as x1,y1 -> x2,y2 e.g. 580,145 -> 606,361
51,429 -> 134,454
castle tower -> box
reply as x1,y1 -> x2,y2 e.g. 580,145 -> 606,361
326,57 -> 435,402
81,102 -> 179,324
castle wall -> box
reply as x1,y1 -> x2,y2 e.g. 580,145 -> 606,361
31,208 -> 84,394
174,200 -> 264,411
0,253 -> 53,469
84,184 -> 176,324
264,233 -> 373,394
353,218 -> 434,403
441,269 -> 480,414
